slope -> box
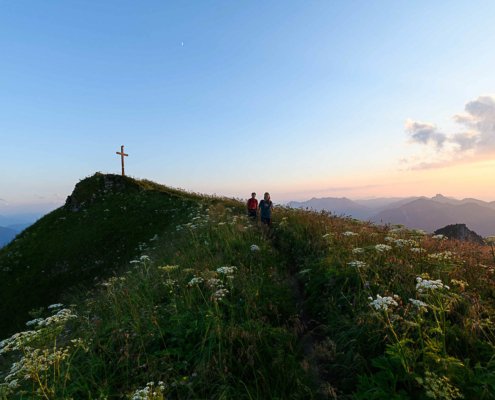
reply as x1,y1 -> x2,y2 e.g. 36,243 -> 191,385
0,173 -> 217,339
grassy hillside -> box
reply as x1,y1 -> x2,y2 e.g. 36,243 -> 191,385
0,173 -> 222,338
1,174 -> 495,399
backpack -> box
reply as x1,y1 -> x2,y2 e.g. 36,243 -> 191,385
247,198 -> 258,209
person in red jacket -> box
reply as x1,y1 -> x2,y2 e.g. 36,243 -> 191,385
246,192 -> 258,220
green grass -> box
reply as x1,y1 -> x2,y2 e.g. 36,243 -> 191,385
0,173 -> 237,339
2,174 -> 495,399
272,208 -> 495,399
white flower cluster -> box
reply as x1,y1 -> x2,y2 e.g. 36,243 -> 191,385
416,277 -> 450,292
348,261 -> 366,268
250,244 -> 260,252
375,244 -> 392,252
410,248 -> 422,253
368,294 -> 398,311
394,239 -> 418,248
188,277 -> 204,285
485,236 -> 495,243
428,252 -> 455,260
409,298 -> 428,311
384,237 -> 394,242
47,303 -> 63,309
212,288 -> 229,300
131,381 -> 167,400
343,231 -> 358,236
432,234 -> 447,240
165,279 -> 177,287
299,269 -> 311,275
216,266 -> 237,274
25,309 -> 76,329
353,248 -> 364,254
322,233 -> 334,238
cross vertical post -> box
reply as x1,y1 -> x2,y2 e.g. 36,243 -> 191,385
116,145 -> 129,176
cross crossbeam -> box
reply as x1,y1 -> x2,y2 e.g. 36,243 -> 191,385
116,145 -> 129,176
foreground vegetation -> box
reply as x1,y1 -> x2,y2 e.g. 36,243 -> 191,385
274,208 -> 495,398
1,174 -> 495,398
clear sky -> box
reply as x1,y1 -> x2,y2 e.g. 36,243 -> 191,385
1,0 -> 495,215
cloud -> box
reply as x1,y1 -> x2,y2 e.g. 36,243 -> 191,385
405,119 -> 447,148
33,195 -> 45,199
403,95 -> 495,169
0,198 -> 5,202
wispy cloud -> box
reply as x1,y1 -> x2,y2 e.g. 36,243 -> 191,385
402,95 -> 495,170
33,195 -> 45,199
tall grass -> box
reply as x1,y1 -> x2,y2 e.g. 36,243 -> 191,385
273,207 -> 495,399
0,201 -> 314,399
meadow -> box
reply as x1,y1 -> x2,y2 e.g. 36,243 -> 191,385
0,174 -> 494,399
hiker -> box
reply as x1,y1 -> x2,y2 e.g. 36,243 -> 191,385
259,192 -> 274,225
246,192 -> 258,220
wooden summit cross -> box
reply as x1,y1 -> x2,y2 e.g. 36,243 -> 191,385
116,145 -> 128,176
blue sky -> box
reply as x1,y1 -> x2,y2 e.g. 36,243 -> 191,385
2,0 -> 495,214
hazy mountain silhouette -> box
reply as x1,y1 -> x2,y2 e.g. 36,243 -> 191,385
370,199 -> 495,237
0,226 -> 19,247
7,222 -> 33,232
287,197 -> 372,220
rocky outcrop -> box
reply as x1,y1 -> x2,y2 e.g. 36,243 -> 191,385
434,223 -> 485,245
65,173 -> 140,212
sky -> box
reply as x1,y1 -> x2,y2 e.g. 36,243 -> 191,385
1,0 -> 495,216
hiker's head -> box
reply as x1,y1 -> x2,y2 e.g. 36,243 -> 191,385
264,192 -> 270,201
251,192 -> 256,198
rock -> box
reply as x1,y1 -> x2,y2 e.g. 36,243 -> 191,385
434,223 -> 485,245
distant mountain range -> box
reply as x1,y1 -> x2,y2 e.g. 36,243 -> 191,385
0,227 -> 19,247
0,214 -> 37,247
287,194 -> 495,237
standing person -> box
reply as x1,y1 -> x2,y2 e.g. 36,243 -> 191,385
259,192 -> 274,226
246,192 -> 258,220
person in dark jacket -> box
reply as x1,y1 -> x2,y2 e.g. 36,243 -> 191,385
258,192 -> 274,225
246,192 -> 258,220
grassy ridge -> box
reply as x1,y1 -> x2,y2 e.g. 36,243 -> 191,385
0,173 -> 218,339
2,174 -> 495,399
0,197 -> 314,399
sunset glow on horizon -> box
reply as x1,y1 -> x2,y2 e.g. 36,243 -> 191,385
1,1 -> 495,213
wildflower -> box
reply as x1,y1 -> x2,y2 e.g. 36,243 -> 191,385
216,266 -> 237,274
433,234 -> 446,239
369,294 -> 398,311
416,277 -> 450,291
140,255 -> 150,260
322,233 -> 334,238
250,244 -> 260,252
188,277 -> 204,285
299,269 -> 311,275
348,261 -> 366,268
365,283 -> 370,287
484,236 -> 495,243
47,303 -> 63,309
353,248 -> 364,254
375,244 -> 392,252
409,298 -> 428,311
343,231 -> 358,236
213,288 -> 229,300
428,251 -> 455,260
410,248 -> 421,253
411,229 -> 428,236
